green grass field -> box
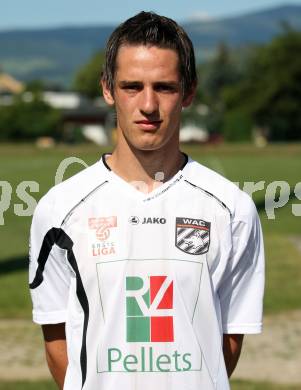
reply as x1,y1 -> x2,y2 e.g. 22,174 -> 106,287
0,142 -> 300,388
1,143 -> 300,316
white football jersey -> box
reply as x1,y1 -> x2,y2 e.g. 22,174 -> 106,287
29,155 -> 264,390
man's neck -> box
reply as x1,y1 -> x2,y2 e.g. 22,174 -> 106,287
106,142 -> 185,192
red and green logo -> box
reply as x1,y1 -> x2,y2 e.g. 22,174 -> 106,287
126,276 -> 174,343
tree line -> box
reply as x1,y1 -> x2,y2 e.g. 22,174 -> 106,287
0,29 -> 300,142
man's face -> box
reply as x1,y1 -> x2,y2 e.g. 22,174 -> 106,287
102,45 -> 194,152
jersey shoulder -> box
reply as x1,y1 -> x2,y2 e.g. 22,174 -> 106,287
184,158 -> 257,220
33,159 -> 109,228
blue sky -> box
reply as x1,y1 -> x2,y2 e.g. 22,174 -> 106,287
1,0 -> 301,30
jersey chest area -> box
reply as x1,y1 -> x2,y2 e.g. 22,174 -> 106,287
60,184 -> 229,384
61,181 -> 231,284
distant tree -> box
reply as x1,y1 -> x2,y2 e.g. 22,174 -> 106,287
223,30 -> 301,141
25,80 -> 46,93
200,43 -> 241,134
204,42 -> 241,104
0,93 -> 61,141
73,51 -> 105,98
25,80 -> 65,92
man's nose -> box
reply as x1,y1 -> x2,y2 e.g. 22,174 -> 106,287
139,88 -> 159,115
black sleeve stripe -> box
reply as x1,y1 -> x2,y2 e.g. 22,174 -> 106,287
29,228 -> 68,289
30,228 -> 89,389
66,247 -> 89,388
60,180 -> 109,227
184,179 -> 232,216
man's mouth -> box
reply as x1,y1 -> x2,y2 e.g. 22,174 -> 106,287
135,120 -> 162,130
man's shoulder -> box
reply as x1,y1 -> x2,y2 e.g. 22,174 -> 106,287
184,158 -> 256,219
34,160 -> 109,227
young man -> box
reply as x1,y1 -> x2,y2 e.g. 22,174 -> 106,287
29,12 -> 264,390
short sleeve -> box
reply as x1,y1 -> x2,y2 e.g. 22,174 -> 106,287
29,193 -> 71,325
218,196 -> 265,334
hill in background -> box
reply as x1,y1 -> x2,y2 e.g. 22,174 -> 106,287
0,4 -> 300,87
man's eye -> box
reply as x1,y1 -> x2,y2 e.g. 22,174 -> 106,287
156,85 -> 176,92
122,85 -> 141,91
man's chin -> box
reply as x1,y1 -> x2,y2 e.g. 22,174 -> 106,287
125,131 -> 178,153
129,137 -> 164,152
134,143 -> 163,153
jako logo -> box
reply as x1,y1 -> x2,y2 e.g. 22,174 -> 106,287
126,275 -> 174,342
142,217 -> 166,224
129,216 -> 139,225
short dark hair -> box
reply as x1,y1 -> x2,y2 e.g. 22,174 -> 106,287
102,11 -> 197,97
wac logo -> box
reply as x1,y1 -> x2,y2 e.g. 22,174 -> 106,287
88,216 -> 117,241
126,275 -> 174,343
175,217 -> 210,255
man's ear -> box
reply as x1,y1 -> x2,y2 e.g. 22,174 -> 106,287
101,78 -> 115,106
182,81 -> 197,108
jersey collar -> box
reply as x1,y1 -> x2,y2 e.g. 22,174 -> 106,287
100,153 -> 190,202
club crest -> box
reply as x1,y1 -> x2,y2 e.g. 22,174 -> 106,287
175,217 -> 210,255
